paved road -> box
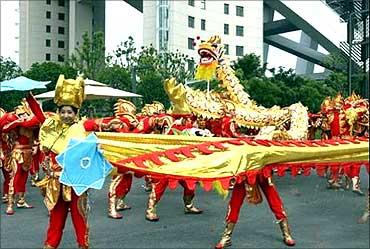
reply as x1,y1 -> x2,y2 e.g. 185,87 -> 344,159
1,169 -> 369,248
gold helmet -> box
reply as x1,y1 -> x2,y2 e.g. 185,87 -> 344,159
152,101 -> 165,114
141,104 -> 157,116
333,93 -> 344,108
14,99 -> 32,116
114,99 -> 136,117
54,75 -> 85,109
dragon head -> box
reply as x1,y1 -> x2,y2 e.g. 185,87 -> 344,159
194,35 -> 224,81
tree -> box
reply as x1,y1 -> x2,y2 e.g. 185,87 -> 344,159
0,56 -> 22,81
0,57 -> 23,111
108,36 -> 137,70
232,53 -> 266,80
323,52 -> 363,97
134,45 -> 195,108
82,65 -> 132,117
23,62 -> 77,112
69,31 -> 106,79
24,62 -> 77,90
233,54 -> 343,113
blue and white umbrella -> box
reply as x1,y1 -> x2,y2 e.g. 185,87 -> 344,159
56,133 -> 113,196
0,76 -> 51,91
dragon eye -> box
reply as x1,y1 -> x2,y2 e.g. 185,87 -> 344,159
211,44 -> 218,48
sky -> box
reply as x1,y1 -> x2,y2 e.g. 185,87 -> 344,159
1,0 -> 346,73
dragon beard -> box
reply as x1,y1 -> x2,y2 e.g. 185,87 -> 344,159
194,61 -> 218,81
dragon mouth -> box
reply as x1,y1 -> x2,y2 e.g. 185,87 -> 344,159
198,48 -> 217,65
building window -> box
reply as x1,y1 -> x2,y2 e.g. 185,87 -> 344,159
224,3 -> 229,14
58,0 -> 65,7
58,13 -> 65,20
224,44 -> 229,55
188,0 -> 194,7
58,54 -> 65,62
236,6 -> 244,17
236,46 -> 244,56
188,38 -> 195,50
45,54 -> 51,61
224,24 -> 229,35
58,40 -> 65,48
200,0 -> 206,10
46,0 -> 51,5
46,25 -> 51,33
46,11 -> 51,19
201,19 -> 206,31
58,27 -> 65,34
45,39 -> 51,47
188,16 -> 195,28
236,25 -> 244,36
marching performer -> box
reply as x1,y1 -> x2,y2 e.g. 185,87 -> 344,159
215,173 -> 295,248
27,75 -> 89,249
2,100 -> 39,215
145,116 -> 205,222
0,108 -> 14,204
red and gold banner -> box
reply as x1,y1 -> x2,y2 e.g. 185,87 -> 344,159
97,133 -> 369,191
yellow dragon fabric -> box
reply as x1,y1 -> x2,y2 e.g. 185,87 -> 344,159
97,132 -> 369,187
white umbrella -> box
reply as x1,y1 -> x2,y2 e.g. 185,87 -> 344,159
34,78 -> 141,100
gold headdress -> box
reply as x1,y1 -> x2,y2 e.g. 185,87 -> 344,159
14,99 -> 32,116
114,99 -> 137,117
141,104 -> 157,116
152,101 -> 165,114
54,75 -> 85,109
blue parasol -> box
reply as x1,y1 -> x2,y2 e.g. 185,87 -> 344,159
0,76 -> 51,91
56,133 -> 113,196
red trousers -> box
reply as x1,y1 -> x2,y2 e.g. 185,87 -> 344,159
1,167 -> 11,195
44,190 -> 89,248
9,163 -> 29,194
30,150 -> 42,176
108,173 -> 133,198
152,179 -> 194,201
226,176 -> 287,223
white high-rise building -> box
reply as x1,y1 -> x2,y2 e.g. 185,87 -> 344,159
19,0 -> 105,70
143,0 -> 263,63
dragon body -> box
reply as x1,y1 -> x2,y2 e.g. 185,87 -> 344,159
164,35 -> 308,140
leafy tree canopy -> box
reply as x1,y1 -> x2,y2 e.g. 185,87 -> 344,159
69,31 -> 105,79
0,56 -> 23,111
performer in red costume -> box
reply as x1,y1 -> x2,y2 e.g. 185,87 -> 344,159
215,174 -> 295,248
212,100 -> 295,248
2,100 -> 40,215
145,115 -> 203,222
30,139 -> 43,186
0,108 -> 14,204
321,94 -> 365,195
27,75 -> 90,249
84,112 -> 137,219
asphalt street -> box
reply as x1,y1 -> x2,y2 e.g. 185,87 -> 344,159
1,168 -> 369,249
